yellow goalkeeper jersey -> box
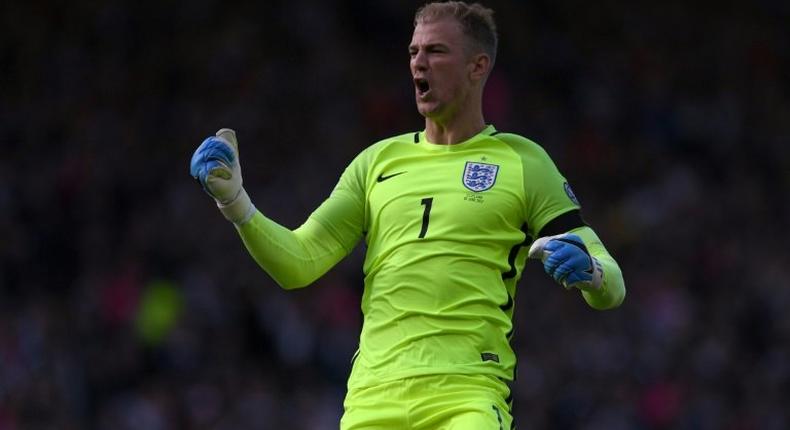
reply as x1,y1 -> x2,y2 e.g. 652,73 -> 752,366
307,125 -> 581,389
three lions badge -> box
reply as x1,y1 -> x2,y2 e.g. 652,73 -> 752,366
463,162 -> 499,192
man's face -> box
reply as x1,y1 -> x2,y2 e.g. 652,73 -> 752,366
409,18 -> 475,120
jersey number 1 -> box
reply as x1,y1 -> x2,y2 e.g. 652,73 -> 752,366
419,197 -> 433,238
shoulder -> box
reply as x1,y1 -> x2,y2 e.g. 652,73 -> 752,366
370,131 -> 420,151
343,131 -> 420,173
488,132 -> 555,165
356,131 -> 421,160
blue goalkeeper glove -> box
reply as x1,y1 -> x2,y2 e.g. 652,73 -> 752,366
528,233 -> 603,291
190,128 -> 255,224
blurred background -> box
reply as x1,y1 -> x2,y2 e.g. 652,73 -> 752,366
1,0 -> 788,428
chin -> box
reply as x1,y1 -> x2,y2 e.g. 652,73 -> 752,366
416,101 -> 442,119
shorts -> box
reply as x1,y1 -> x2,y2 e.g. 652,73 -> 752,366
340,373 -> 513,430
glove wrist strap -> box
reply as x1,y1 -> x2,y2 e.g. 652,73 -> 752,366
587,257 -> 604,290
218,188 -> 255,225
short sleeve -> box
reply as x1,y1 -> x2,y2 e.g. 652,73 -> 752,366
522,145 -> 581,238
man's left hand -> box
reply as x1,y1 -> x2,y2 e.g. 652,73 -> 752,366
528,233 -> 603,291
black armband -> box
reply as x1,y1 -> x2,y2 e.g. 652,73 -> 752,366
538,209 -> 587,237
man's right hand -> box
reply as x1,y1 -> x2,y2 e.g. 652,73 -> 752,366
190,128 -> 255,224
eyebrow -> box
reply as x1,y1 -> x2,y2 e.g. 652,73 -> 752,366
409,42 -> 450,52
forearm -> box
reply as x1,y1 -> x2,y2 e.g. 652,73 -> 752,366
571,226 -> 626,310
235,211 -> 351,289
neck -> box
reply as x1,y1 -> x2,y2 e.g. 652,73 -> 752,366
424,104 -> 486,145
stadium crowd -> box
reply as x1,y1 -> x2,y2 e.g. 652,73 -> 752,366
1,0 -> 788,429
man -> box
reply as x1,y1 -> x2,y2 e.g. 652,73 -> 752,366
190,2 -> 625,429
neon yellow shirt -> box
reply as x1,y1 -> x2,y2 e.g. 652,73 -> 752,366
237,125 -> 595,389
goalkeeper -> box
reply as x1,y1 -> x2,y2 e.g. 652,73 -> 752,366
191,2 -> 625,429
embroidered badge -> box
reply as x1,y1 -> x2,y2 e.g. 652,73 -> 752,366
463,162 -> 499,192
564,182 -> 580,206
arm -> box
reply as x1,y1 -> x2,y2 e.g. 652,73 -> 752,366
190,129 -> 366,289
573,227 -> 625,309
235,213 -> 354,289
497,136 -> 624,310
528,226 -> 625,310
235,168 -> 366,289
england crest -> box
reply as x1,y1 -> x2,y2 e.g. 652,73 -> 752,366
462,161 -> 499,192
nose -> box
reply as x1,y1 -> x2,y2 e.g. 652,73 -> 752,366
411,49 -> 427,72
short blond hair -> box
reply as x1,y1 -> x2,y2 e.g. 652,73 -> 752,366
414,1 -> 498,65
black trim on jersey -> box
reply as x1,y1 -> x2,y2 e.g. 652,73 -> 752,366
499,294 -> 513,313
413,132 -> 420,143
497,372 -> 516,429
501,224 -> 528,353
492,405 -> 504,430
538,209 -> 587,237
502,223 -> 531,280
502,379 -> 515,429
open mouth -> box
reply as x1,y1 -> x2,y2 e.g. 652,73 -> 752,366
414,78 -> 430,95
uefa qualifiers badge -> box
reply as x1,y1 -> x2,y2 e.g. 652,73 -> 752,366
564,182 -> 580,206
463,162 -> 499,192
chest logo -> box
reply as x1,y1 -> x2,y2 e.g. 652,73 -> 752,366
462,161 -> 499,192
377,171 -> 406,182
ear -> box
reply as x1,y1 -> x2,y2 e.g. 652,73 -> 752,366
468,53 -> 491,83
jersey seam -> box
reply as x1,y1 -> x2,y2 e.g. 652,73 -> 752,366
487,133 -> 530,225
308,215 -> 356,255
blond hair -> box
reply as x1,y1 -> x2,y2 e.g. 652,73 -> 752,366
414,1 -> 498,65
